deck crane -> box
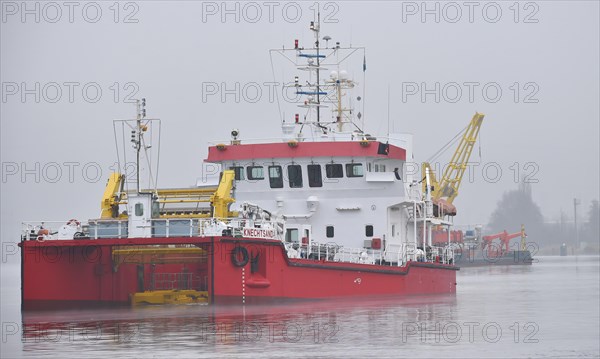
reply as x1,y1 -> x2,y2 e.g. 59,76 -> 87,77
99,171 -> 235,219
100,172 -> 125,219
482,224 -> 527,255
422,112 -> 485,217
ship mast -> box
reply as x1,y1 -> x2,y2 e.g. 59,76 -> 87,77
133,98 -> 146,194
312,13 -> 321,124
271,17 -> 366,140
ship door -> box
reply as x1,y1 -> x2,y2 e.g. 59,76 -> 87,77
128,193 -> 153,238
301,225 -> 312,246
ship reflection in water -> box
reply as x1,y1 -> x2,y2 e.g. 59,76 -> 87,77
11,256 -> 600,358
21,295 -> 456,348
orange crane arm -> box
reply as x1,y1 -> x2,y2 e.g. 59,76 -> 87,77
482,225 -> 527,253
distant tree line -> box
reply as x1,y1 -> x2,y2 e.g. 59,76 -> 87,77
487,183 -> 599,254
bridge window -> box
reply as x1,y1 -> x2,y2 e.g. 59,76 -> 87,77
288,164 -> 303,188
326,225 -> 334,238
268,165 -> 283,188
230,166 -> 245,180
285,228 -> 299,243
346,163 -> 364,177
247,166 -> 264,180
307,164 -> 322,187
366,225 -> 374,237
325,163 -> 343,178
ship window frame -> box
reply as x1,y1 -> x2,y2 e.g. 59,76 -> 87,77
135,203 -> 144,216
151,201 -> 160,218
288,164 -> 303,188
307,164 -> 323,188
365,225 -> 374,237
247,166 -> 264,180
325,163 -> 344,178
326,225 -> 334,238
285,228 -> 299,243
346,163 -> 364,178
268,165 -> 283,188
374,164 -> 387,173
230,166 -> 245,181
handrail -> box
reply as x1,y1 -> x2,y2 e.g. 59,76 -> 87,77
22,219 -> 454,266
22,217 -> 284,241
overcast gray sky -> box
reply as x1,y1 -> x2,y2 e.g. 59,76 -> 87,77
1,1 -> 599,249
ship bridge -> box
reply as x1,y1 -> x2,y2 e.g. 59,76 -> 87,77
204,135 -> 419,258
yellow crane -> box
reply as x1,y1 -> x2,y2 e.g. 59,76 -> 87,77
100,170 -> 236,219
100,172 -> 125,219
422,112 -> 485,216
209,170 -> 236,219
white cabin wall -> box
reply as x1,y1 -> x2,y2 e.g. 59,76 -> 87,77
220,156 -> 409,249
388,133 -> 415,184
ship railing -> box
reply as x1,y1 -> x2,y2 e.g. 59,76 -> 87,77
195,217 -> 285,241
208,133 -> 384,147
22,218 -> 284,241
401,243 -> 419,263
303,242 -> 423,267
303,242 -> 342,261
103,217 -> 284,240
299,242 -> 415,267
21,221 -> 89,242
331,246 -> 384,265
381,243 -> 421,266
427,245 -> 455,265
20,219 -> 130,241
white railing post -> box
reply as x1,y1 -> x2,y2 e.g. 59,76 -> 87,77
413,201 -> 417,261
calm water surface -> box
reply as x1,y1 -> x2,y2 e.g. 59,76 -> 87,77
1,256 -> 598,358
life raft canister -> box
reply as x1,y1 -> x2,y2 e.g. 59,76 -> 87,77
231,246 -> 249,267
37,228 -> 50,241
66,219 -> 81,226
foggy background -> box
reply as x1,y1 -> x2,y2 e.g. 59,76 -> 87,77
1,1 -> 599,260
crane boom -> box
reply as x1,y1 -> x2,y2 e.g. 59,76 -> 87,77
422,112 -> 484,216
436,112 -> 484,204
482,225 -> 527,253
100,172 -> 124,219
210,170 -> 236,219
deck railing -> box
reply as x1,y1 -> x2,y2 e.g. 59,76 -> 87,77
22,220 -> 454,266
283,241 -> 451,267
21,218 -> 283,241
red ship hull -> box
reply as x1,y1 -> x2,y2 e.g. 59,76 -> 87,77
19,237 -> 458,309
